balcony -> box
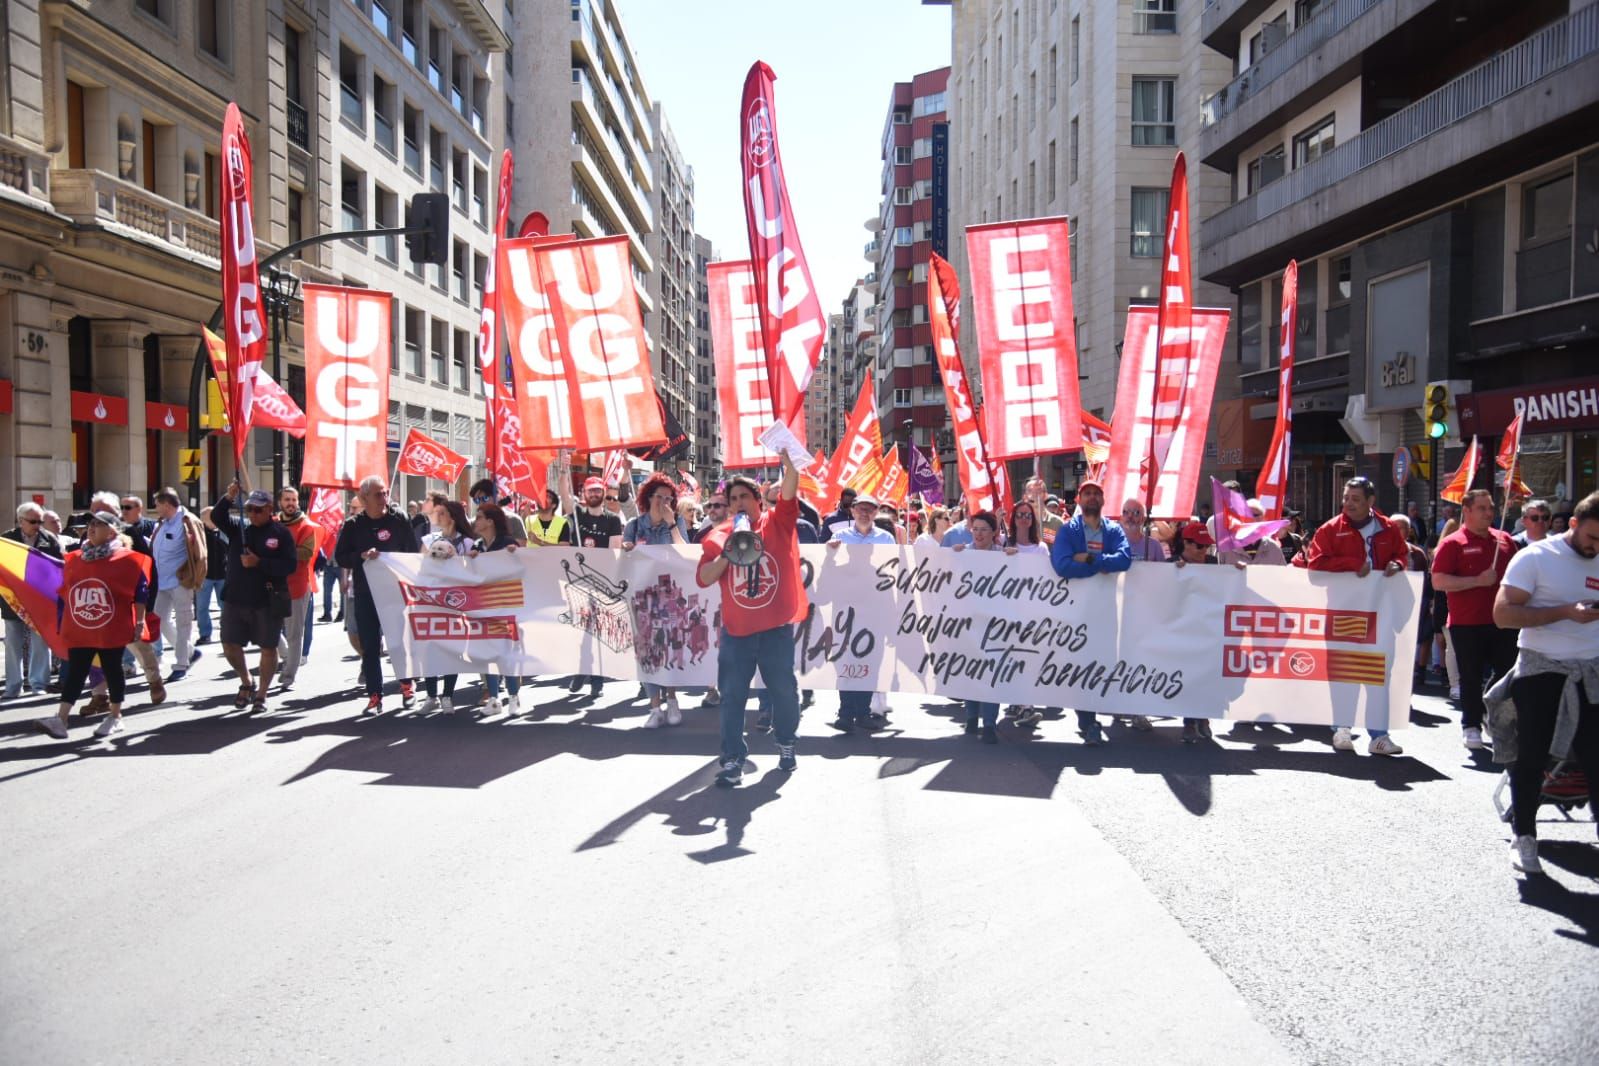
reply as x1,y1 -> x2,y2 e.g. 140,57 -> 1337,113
1201,5 -> 1599,285
287,99 -> 309,151
571,65 -> 653,192
1202,0 -> 1279,54
0,133 -> 51,207
51,169 -> 221,265
1200,0 -> 1384,155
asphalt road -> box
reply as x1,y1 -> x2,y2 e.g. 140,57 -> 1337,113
0,626 -> 1594,1065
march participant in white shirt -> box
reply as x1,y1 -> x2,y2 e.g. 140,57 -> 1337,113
825,494 -> 896,733
1492,490 -> 1599,876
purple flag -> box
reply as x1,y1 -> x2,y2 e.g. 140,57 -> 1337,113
1210,477 -> 1289,554
908,446 -> 944,505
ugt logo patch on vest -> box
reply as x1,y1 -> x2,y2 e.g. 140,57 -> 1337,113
69,578 -> 114,629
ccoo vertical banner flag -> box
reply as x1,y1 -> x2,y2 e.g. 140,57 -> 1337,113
826,379 -> 884,511
740,62 -> 826,430
219,103 -> 267,470
964,218 -> 1083,461
708,260 -> 803,468
499,234 -> 667,452
928,253 -> 1001,513
1256,260 -> 1297,520
1103,306 -> 1229,519
476,149 -> 513,489
302,284 -> 392,489
1148,153 -> 1196,512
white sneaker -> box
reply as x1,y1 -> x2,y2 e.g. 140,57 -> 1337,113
1511,835 -> 1543,875
1463,727 -> 1488,750
37,716 -> 68,739
1368,735 -> 1403,756
1449,686 -> 1461,701
665,694 -> 682,726
94,716 -> 125,737
508,690 -> 523,715
417,695 -> 438,713
642,707 -> 665,729
440,696 -> 453,715
1332,727 -> 1356,751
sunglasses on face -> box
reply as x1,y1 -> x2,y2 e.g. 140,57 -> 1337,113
708,502 -> 727,509
1524,514 -> 1549,523
20,517 -> 40,525
121,504 -> 138,511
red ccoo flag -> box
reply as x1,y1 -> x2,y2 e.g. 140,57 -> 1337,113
1256,259 -> 1297,519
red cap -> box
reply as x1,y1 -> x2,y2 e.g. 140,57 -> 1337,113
1180,521 -> 1214,546
583,477 -> 606,493
1076,479 -> 1103,493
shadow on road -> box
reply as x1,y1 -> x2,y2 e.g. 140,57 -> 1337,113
1517,841 -> 1599,947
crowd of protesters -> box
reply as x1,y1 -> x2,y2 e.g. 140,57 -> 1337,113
4,459 -> 1595,875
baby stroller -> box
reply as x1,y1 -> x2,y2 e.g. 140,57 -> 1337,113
1493,760 -> 1592,824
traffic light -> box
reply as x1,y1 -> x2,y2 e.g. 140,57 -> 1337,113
179,448 -> 203,483
200,379 -> 228,430
406,192 -> 450,267
1423,381 -> 1453,440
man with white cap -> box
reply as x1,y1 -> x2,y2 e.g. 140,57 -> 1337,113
825,493 -> 896,733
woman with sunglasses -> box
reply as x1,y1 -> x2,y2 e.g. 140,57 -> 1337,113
623,473 -> 690,728
915,507 -> 952,548
417,500 -> 476,715
951,511 -> 1018,743
469,503 -> 528,714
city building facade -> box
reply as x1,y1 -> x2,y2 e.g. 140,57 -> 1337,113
1196,0 -> 1599,523
647,101 -> 693,472
690,232 -> 721,484
938,0 -> 1236,494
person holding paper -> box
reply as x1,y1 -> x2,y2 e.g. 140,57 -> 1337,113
697,451 -> 807,787
824,494 -> 895,733
1049,480 -> 1131,745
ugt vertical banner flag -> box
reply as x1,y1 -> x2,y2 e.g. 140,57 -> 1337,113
1146,152 -> 1197,513
1103,305 -> 1230,520
302,284 -> 392,489
741,62 -> 825,429
827,379 -> 884,509
928,253 -> 1001,513
964,218 -> 1083,461
476,149 -> 513,486
499,233 -> 667,452
307,487 -> 345,559
1256,259 -> 1297,520
708,260 -> 803,469
219,102 -> 267,470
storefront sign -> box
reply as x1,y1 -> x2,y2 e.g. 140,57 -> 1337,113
1365,266 -> 1429,411
0,379 -> 12,414
69,390 -> 128,426
1460,376 -> 1599,435
145,401 -> 189,433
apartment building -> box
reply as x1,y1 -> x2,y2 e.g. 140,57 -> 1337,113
868,68 -> 954,470
334,0 -> 508,505
1196,0 -> 1599,521
807,313 -> 850,454
936,0 -> 1235,493
690,233 -> 721,484
647,102 -> 694,470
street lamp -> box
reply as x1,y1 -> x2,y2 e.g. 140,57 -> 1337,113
262,266 -> 301,490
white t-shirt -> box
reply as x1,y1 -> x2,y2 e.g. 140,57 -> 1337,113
1010,541 -> 1049,556
1500,535 -> 1599,659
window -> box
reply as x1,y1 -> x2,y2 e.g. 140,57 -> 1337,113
197,1 -> 227,61
473,166 -> 488,226
339,44 -> 363,129
1028,161 -> 1036,216
1325,254 -> 1352,354
1070,17 -> 1080,83
1132,78 -> 1176,146
340,165 -> 365,245
452,149 -> 468,212
1240,282 -> 1262,366
1028,73 -> 1037,129
1134,0 -> 1177,34
1069,117 -> 1079,183
371,0 -> 392,38
430,320 -> 448,383
373,76 -> 395,155
451,52 -> 468,116
452,240 -> 468,302
894,187 -> 912,206
453,330 -> 471,391
1069,222 -> 1078,281
66,80 -> 86,168
1292,115 -> 1335,167
1522,173 -> 1572,243
401,0 -> 419,64
894,226 -> 913,247
285,28 -> 304,106
1047,139 -> 1057,202
473,253 -> 487,305
429,127 -> 446,191
1130,187 -> 1168,257
374,186 -> 398,262
204,152 -> 219,218
1048,46 -> 1058,107
141,119 -> 157,193
894,146 -> 911,165
1518,172 -> 1574,308
403,104 -> 422,174
287,186 -> 303,244
893,388 -> 912,407
404,308 -> 425,377
1246,145 -> 1285,194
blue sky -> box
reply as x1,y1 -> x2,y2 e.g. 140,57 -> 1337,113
615,0 -> 952,310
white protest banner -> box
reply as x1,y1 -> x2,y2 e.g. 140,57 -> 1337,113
366,547 -> 1421,730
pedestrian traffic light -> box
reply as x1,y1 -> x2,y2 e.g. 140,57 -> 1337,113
179,448 -> 203,483
1423,381 -> 1453,440
406,192 -> 450,267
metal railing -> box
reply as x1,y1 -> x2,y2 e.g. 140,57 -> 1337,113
287,99 -> 309,150
1201,0 -> 1382,128
1206,5 -> 1599,243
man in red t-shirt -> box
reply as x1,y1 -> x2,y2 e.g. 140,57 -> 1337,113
697,451 -> 806,786
37,510 -> 149,740
1431,487 -> 1518,750
276,486 -> 320,690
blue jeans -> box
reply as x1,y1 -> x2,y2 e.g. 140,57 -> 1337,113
353,593 -> 386,696
322,572 -> 344,617
484,673 -> 522,698
966,700 -> 999,727
301,596 -> 315,657
197,577 -> 224,640
4,616 -> 52,695
717,623 -> 799,763
839,689 -> 873,721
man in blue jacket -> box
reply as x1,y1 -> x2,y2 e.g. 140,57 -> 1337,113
1049,480 -> 1131,743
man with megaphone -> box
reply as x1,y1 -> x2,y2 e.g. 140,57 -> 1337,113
697,450 -> 807,787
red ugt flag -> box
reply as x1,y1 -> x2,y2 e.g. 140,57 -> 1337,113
219,103 -> 267,469
396,427 -> 469,484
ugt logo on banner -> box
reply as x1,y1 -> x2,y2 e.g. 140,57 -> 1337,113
302,284 -> 392,489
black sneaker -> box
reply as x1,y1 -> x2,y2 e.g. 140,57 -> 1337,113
589,681 -> 603,699
964,718 -> 980,735
826,717 -> 855,734
862,712 -> 889,731
800,689 -> 814,708
567,676 -> 582,693
754,710 -> 773,733
715,759 -> 744,787
981,725 -> 998,745
777,744 -> 797,772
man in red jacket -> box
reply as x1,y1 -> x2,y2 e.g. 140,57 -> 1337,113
1299,475 -> 1408,755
